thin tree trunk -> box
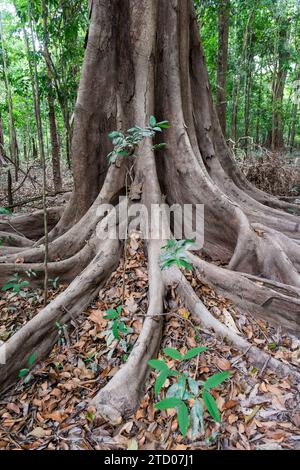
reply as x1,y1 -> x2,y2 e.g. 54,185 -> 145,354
7,169 -> 13,211
47,92 -> 62,192
22,19 -> 45,167
32,137 -> 38,160
230,6 -> 255,143
41,0 -> 62,192
0,111 -> 7,165
244,32 -> 254,148
0,13 -> 18,176
27,0 -> 48,305
289,70 -> 300,151
216,0 -> 230,136
255,68 -> 263,144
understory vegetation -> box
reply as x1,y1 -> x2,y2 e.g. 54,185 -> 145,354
0,0 -> 300,452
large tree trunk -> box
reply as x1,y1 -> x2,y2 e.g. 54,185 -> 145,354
216,0 -> 230,136
1,0 -> 300,423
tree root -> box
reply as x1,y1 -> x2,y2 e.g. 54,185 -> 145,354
92,240 -> 164,424
163,267 -> 300,383
189,253 -> 300,336
0,238 -> 121,392
0,165 -> 126,265
0,231 -> 34,248
0,207 -> 64,240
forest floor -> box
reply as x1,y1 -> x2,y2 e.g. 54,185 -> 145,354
0,158 -> 300,450
0,233 -> 300,450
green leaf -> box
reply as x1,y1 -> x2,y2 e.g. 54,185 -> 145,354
202,390 -> 221,423
149,116 -> 156,127
0,208 -> 12,215
191,399 -> 205,438
156,121 -> 171,129
19,281 -> 30,288
203,371 -> 231,390
166,375 -> 186,399
152,143 -> 167,151
188,376 -> 199,395
28,353 -> 37,367
2,283 -> 15,291
183,346 -> 208,360
119,322 -> 128,334
116,149 -> 130,156
116,306 -> 123,314
176,259 -> 193,271
108,131 -> 123,140
112,137 -> 124,146
155,397 -> 183,410
153,127 -> 162,132
148,359 -> 169,371
104,308 -> 118,320
177,402 -> 189,437
24,373 -> 33,384
154,370 -> 170,397
163,347 -> 183,361
19,368 -> 29,378
112,320 -> 120,340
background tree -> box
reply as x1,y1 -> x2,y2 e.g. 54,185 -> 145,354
216,0 -> 230,136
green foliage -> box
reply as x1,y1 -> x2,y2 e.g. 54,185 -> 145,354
49,277 -> 60,289
18,352 -> 37,383
2,273 -> 30,298
103,306 -> 133,358
107,116 -> 170,164
197,0 -> 300,146
0,208 -> 12,215
148,347 -> 231,438
55,321 -> 67,347
160,239 -> 194,271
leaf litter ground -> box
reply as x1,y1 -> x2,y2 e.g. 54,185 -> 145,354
0,235 -> 300,450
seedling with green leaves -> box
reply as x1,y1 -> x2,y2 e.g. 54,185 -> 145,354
84,352 -> 98,373
160,239 -> 194,271
2,273 -> 30,299
103,306 -> 133,358
55,321 -> 67,347
107,116 -> 170,164
18,353 -> 37,384
148,347 -> 231,438
25,269 -> 37,279
49,277 -> 60,289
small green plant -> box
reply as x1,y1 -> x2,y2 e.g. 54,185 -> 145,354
49,277 -> 60,289
84,352 -> 98,373
160,239 -> 194,271
107,116 -> 170,164
18,353 -> 37,383
148,347 -> 231,438
2,273 -> 30,298
103,306 -> 133,358
55,321 -> 67,347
